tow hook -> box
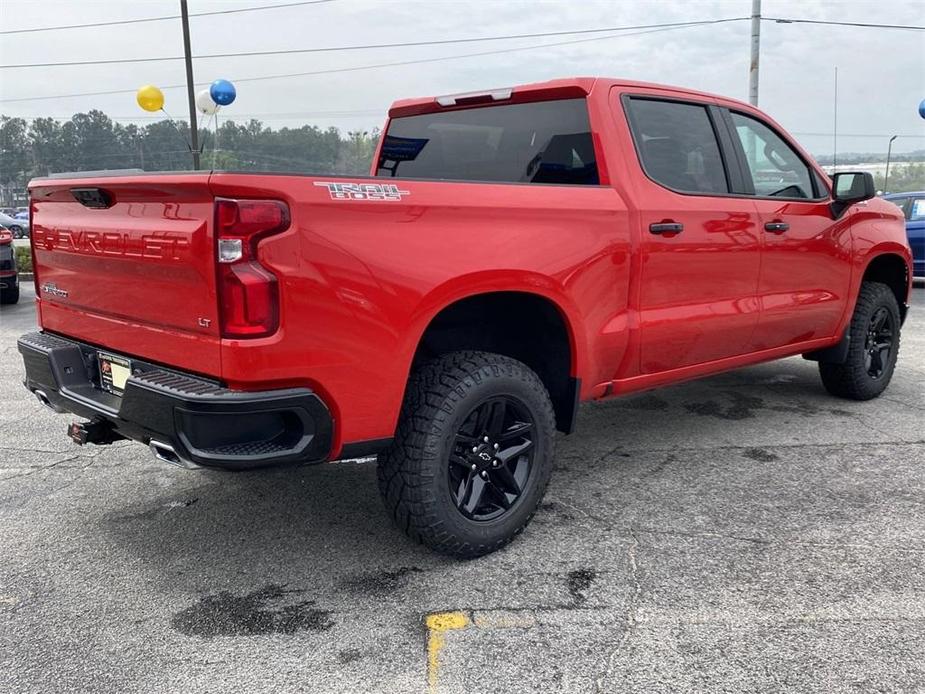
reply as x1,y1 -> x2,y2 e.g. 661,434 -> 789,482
67,418 -> 123,446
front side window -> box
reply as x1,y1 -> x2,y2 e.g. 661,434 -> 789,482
731,112 -> 815,199
376,99 -> 598,185
625,98 -> 729,195
911,198 -> 925,221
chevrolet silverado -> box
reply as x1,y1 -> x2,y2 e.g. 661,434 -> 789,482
19,78 -> 912,557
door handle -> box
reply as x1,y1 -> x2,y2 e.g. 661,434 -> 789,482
764,221 -> 789,233
649,221 -> 684,235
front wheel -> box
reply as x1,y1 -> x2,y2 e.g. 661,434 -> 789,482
377,351 -> 557,558
819,281 -> 901,400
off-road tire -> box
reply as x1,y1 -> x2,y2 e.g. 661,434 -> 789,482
377,351 -> 556,558
819,281 -> 901,400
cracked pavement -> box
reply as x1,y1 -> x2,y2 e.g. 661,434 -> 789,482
1,282 -> 924,693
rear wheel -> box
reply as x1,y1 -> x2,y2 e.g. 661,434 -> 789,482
0,285 -> 19,305
377,351 -> 556,558
819,281 -> 901,400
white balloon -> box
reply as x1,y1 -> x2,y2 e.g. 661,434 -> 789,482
196,88 -> 219,115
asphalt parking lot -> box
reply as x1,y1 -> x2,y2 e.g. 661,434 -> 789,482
1,282 -> 924,694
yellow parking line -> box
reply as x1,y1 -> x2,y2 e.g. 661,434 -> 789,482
425,611 -> 470,693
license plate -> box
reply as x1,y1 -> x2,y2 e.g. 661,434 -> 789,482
98,352 -> 132,395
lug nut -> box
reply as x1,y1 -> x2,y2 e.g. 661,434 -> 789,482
471,464 -> 477,471
493,443 -> 499,449
492,460 -> 499,467
472,447 -> 478,453
483,436 -> 489,443
480,471 -> 488,479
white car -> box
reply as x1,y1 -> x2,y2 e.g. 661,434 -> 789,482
0,212 -> 28,238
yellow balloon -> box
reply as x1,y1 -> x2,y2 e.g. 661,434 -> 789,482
136,85 -> 164,112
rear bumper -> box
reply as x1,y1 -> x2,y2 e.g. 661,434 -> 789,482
18,331 -> 333,470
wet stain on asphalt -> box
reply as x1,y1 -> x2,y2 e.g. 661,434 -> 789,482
171,584 -> 333,637
539,501 -> 576,523
686,391 -> 847,422
566,568 -> 596,605
770,401 -> 823,415
341,566 -> 423,593
685,393 -> 765,420
643,453 -> 675,478
743,448 -> 779,463
625,394 -> 670,411
338,648 -> 363,664
110,497 -> 200,522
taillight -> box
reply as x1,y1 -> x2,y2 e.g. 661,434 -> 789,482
215,198 -> 290,338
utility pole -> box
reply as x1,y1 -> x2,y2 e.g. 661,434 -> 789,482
748,0 -> 761,106
180,0 -> 201,170
884,135 -> 898,192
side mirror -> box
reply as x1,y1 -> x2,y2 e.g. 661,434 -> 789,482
830,171 -> 876,219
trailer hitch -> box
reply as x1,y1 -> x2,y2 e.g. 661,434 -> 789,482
67,418 -> 124,446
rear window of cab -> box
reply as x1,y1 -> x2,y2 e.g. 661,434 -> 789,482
376,98 -> 599,186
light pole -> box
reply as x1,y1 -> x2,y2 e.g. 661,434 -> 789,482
883,135 -> 898,193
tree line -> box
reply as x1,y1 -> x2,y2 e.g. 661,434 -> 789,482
0,111 -> 379,204
2,111 -> 923,206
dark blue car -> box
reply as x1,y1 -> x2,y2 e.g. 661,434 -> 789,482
883,192 -> 925,278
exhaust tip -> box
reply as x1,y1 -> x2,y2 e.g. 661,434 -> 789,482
149,440 -> 199,470
34,389 -> 64,413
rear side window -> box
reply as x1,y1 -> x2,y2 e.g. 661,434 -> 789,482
376,99 -> 598,185
625,98 -> 729,195
730,112 -> 815,199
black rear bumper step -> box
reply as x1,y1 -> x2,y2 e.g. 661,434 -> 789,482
18,331 -> 333,470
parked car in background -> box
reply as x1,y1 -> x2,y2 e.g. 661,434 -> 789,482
0,227 -> 19,304
0,212 -> 28,238
883,192 -> 925,278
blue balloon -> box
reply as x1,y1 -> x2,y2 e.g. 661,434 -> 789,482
209,79 -> 236,106
919,99 -> 925,119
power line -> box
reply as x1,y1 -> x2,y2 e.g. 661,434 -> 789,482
0,18 -> 748,70
11,110 -> 384,121
0,0 -> 337,36
0,21 -> 737,104
792,132 -> 925,139
765,17 -> 925,30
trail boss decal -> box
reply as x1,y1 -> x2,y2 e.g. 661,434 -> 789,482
314,182 -> 409,202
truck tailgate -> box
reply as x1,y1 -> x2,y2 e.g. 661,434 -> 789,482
29,174 -> 221,375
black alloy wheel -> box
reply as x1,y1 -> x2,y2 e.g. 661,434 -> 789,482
863,307 -> 894,379
449,396 -> 536,522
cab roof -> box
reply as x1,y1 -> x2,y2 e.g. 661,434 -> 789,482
387,76 -> 755,118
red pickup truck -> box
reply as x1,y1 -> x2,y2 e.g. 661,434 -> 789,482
19,78 -> 912,557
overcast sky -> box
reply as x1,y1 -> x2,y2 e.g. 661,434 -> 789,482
1,0 -> 923,157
